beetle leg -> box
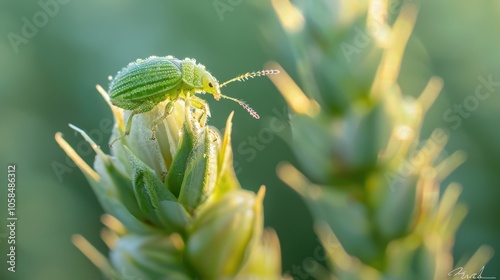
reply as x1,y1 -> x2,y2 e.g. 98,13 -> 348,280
189,96 -> 210,126
124,112 -> 138,135
150,100 -> 176,140
109,112 -> 137,147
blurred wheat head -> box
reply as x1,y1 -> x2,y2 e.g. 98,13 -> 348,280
269,0 -> 493,279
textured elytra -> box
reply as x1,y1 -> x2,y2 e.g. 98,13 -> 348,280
108,57 -> 183,101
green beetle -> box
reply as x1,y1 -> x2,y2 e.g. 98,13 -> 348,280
108,56 -> 278,146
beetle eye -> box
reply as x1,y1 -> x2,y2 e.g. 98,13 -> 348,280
208,82 -> 213,88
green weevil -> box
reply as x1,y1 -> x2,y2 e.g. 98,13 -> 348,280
107,56 -> 279,146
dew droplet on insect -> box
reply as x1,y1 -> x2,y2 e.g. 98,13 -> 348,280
108,75 -> 113,81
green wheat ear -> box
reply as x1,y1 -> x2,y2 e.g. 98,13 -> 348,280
56,82 -> 282,279
270,0 -> 492,279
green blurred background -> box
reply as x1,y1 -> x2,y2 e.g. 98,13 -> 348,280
0,0 -> 499,279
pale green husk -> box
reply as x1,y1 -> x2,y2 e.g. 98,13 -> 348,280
56,86 -> 282,279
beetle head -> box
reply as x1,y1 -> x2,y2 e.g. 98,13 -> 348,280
202,73 -> 221,101
200,69 -> 280,120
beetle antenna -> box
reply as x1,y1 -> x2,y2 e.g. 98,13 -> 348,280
219,94 -> 260,119
220,69 -> 280,88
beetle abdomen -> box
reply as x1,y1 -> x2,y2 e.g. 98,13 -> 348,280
108,56 -> 183,102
